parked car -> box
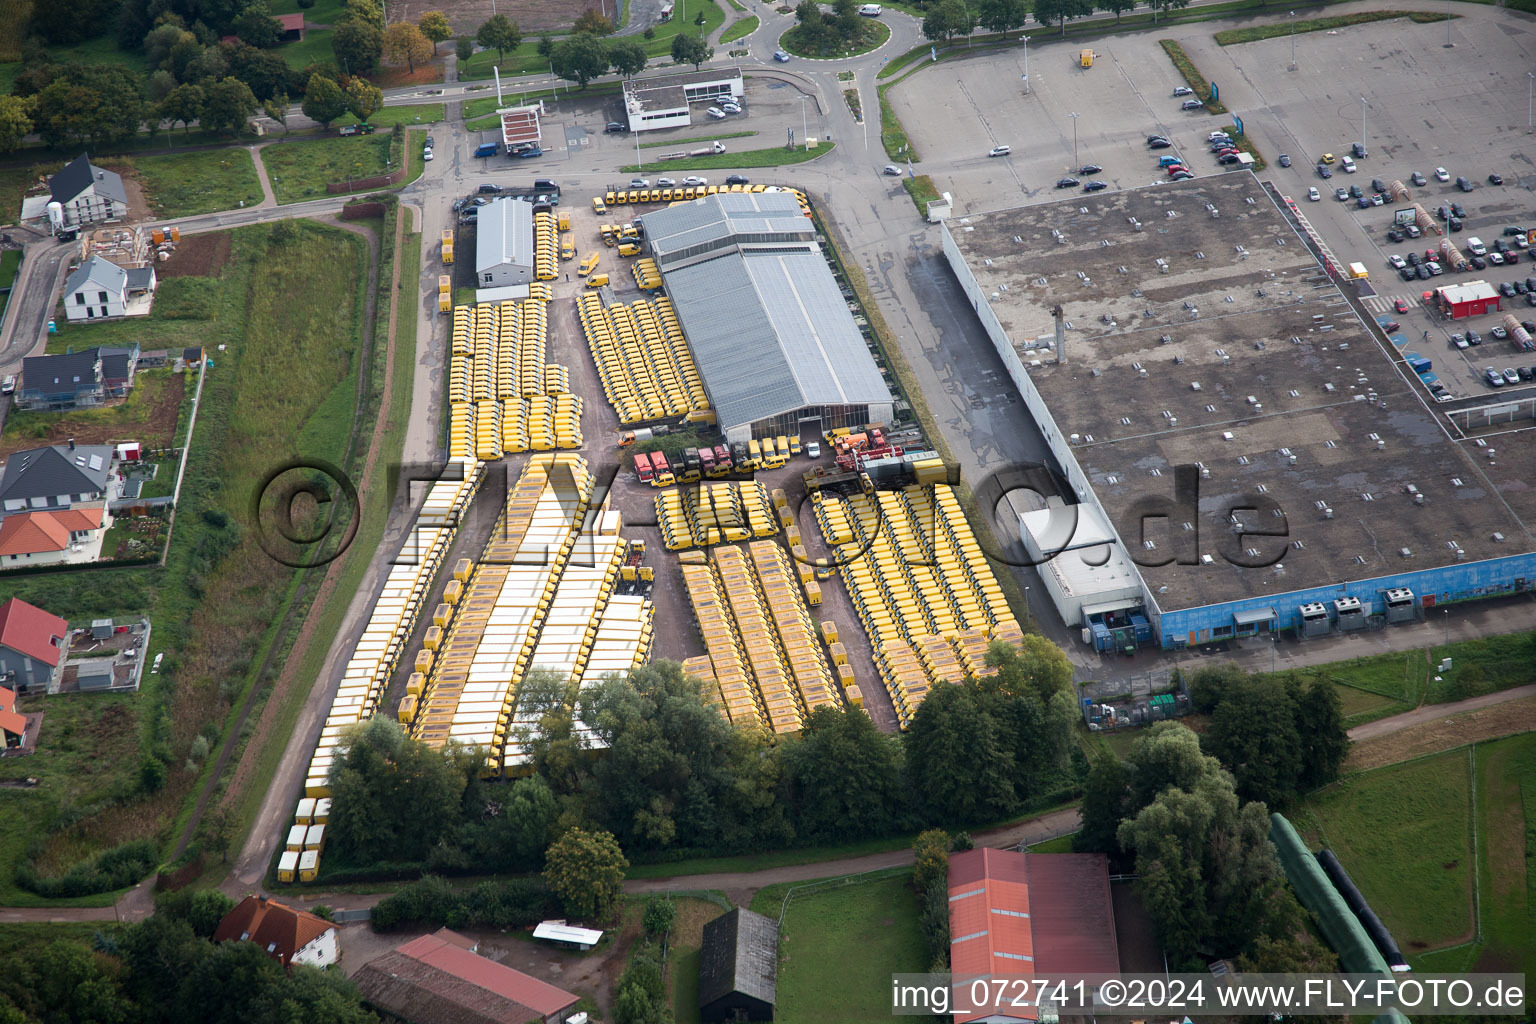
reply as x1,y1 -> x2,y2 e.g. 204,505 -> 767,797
629,178 -> 651,188
1451,202 -> 1467,218
1181,99 -> 1204,110
1317,164 -> 1333,179
1371,178 -> 1387,194
422,146 -> 434,161
1388,254 -> 1407,269
1485,368 -> 1505,387
1320,152 -> 1335,164
773,49 -> 791,61
1449,217 -> 1463,233
1456,176 -> 1475,192
1491,252 -> 1507,266
1083,180 -> 1108,192
1149,139 -> 1173,150
1170,171 -> 1195,180
705,107 -> 727,119
1079,164 -> 1103,174
1428,261 -> 1443,275
1410,170 -> 1427,186
1307,186 -> 1321,201
1492,324 -> 1510,339
1351,142 -> 1366,158
1416,265 -> 1431,280
1387,229 -> 1404,242
1174,86 -> 1194,96
656,177 -> 677,186
989,144 -> 1012,157
1381,320 -> 1401,332
1468,329 -> 1484,345
1056,176 -> 1080,188
684,175 -> 709,186
1406,252 -> 1422,265
725,174 -> 750,185
1335,187 -> 1349,202
1278,154 -> 1292,167
0,375 -> 13,395
1406,224 -> 1422,238
1508,251 -> 1522,265
720,102 -> 742,114
1218,153 -> 1241,164
1451,333 -> 1468,349
1435,166 -> 1451,181
605,121 -> 627,133
1504,367 -> 1521,384
1148,133 -> 1170,144
1489,172 -> 1504,185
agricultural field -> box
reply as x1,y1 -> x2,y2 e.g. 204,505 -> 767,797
0,221 -> 370,905
262,133 -> 396,204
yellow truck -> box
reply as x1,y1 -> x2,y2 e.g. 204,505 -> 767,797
586,273 -> 610,287
579,252 -> 601,276
561,233 -> 575,260
617,242 -> 642,257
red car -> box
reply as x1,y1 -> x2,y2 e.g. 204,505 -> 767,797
1394,298 -> 1411,314
1166,164 -> 1188,176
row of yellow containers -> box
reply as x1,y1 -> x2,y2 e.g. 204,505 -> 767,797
449,301 -> 553,399
576,293 -> 708,425
747,540 -> 845,714
600,184 -> 811,216
442,228 -> 454,264
284,822 -> 327,853
633,257 -> 662,291
876,639 -> 932,728
534,210 -> 558,281
276,850 -> 319,883
680,562 -> 765,729
712,545 -> 806,736
654,481 -> 778,551
502,394 -> 583,453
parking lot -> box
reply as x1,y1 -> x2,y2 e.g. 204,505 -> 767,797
886,12 -> 1536,401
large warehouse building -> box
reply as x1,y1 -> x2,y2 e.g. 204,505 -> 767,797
943,174 -> 1536,650
475,197 -> 535,291
645,192 -> 893,441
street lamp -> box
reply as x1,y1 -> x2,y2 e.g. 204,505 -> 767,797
1068,112 -> 1080,170
1528,72 -> 1533,129
1288,11 -> 1296,70
1445,0 -> 1453,47
1021,35 -> 1030,95
799,94 -> 809,151
1359,96 -> 1367,154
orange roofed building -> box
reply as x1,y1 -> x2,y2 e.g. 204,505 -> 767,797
947,848 -> 1121,1024
212,895 -> 339,969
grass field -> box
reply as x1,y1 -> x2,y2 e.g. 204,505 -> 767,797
129,150 -> 264,218
640,129 -> 757,149
1214,9 -> 1449,44
666,897 -> 729,1024
364,104 -> 446,128
621,140 -> 834,172
0,221 -> 367,905
0,369 -> 182,452
1267,628 -> 1536,708
779,18 -> 889,58
878,83 -> 913,161
263,134 -> 394,204
1303,751 -> 1474,954
901,174 -> 938,214
770,876 -> 927,1023
1159,39 -> 1228,115
720,15 -> 759,43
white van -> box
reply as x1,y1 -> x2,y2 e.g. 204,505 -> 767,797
1466,236 -> 1487,256
859,3 -> 882,13
1340,155 -> 1357,173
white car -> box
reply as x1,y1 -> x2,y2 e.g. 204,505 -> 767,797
1434,166 -> 1450,182
656,177 -> 677,186
0,375 -> 14,395
989,144 -> 1011,157
705,107 -> 727,119
422,147 -> 433,161
720,102 -> 742,114
629,178 -> 651,188
805,440 -> 821,458
683,175 -> 708,186
1307,186 -> 1320,201
858,3 -> 882,13
1387,254 -> 1406,269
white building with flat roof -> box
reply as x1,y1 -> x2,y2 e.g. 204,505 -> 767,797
622,67 -> 743,132
475,198 -> 534,289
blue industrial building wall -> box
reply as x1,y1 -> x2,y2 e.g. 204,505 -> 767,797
1155,551 -> 1536,648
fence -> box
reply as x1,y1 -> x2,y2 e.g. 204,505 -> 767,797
326,171 -> 402,195
1076,670 -> 1190,731
771,864 -> 910,926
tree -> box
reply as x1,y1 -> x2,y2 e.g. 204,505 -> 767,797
226,43 -> 293,102
607,37 -> 647,78
832,0 -> 862,38
383,22 -> 433,73
0,96 -> 34,155
1148,0 -> 1191,19
1074,755 -> 1130,855
1294,681 -> 1348,791
327,717 -> 468,863
782,706 -> 907,844
234,2 -> 283,47
642,896 -> 675,937
301,72 -> 347,126
340,0 -> 385,31
418,10 -> 452,54
1201,676 -> 1301,807
1127,719 -> 1224,810
344,75 -> 383,122
33,64 -> 148,149
976,0 -> 1027,33
1185,663 -> 1244,714
1031,0 -> 1093,34
1096,0 -> 1136,21
904,681 -> 1019,824
200,76 -> 259,134
187,889 -> 236,936
476,13 -> 523,60
145,23 -> 197,68
332,19 -> 382,75
573,8 -> 616,34
551,31 -> 610,88
544,827 -> 628,921
669,32 -> 712,71
922,0 -> 970,41
537,33 -> 556,57
262,91 -> 289,132
185,44 -> 230,84
912,828 -> 951,893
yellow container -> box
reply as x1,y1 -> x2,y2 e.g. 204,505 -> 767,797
829,642 -> 847,666
286,824 -> 307,851
805,581 -> 822,606
454,557 -> 473,581
423,625 -> 443,651
443,579 -> 463,605
439,293 -> 450,312
414,649 -> 433,674
278,850 -> 298,883
433,603 -> 451,627
844,683 -> 863,706
821,620 -> 838,643
398,694 -> 418,723
298,850 -> 319,882
438,274 -> 451,294
407,671 -> 425,696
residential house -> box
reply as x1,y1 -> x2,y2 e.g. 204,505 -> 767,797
62,256 -> 156,322
0,598 -> 68,694
94,345 -> 140,395
354,928 -> 583,1024
16,351 -> 103,410
0,443 -> 115,566
0,685 -> 24,748
48,154 -> 128,228
212,895 -> 340,969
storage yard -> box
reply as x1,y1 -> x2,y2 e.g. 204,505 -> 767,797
271,178 -> 1033,883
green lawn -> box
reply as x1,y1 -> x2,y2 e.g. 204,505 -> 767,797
366,103 -> 446,128
901,173 -> 938,215
779,18 -> 889,59
877,83 -> 913,161
1026,833 -> 1077,852
262,134 -> 394,204
622,140 -> 834,173
129,149 -> 264,218
720,15 -> 759,43
459,40 -> 557,79
666,897 -> 729,1024
1304,751 -> 1473,954
640,129 -> 756,149
0,246 -> 20,320
1264,628 -> 1536,707
0,222 -> 368,906
1215,9 -> 1449,44
771,876 -> 927,1023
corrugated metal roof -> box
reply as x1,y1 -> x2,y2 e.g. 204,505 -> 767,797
646,191 -> 811,260
475,198 -> 533,274
698,907 -> 778,1012
664,249 -> 891,431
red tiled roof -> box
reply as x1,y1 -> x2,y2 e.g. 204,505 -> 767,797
397,931 -> 578,1016
0,686 -> 14,713
0,508 -> 103,557
0,598 -> 68,667
278,12 -> 304,29
212,895 -> 335,966
947,850 -> 1121,1024
354,929 -> 579,1024
0,707 -> 24,738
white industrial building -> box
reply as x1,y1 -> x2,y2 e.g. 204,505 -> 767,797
645,192 -> 893,442
1020,501 -> 1144,631
474,197 -> 534,290
622,67 -> 743,132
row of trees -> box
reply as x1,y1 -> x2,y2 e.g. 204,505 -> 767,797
323,642 -> 1080,879
0,892 -> 375,1024
921,0 -> 1190,42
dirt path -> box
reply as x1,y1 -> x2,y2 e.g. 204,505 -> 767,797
1347,683 -> 1536,742
1345,695 -> 1536,774
249,145 -> 276,208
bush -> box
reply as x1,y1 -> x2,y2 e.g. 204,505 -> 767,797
371,875 -> 553,932
16,839 -> 159,898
